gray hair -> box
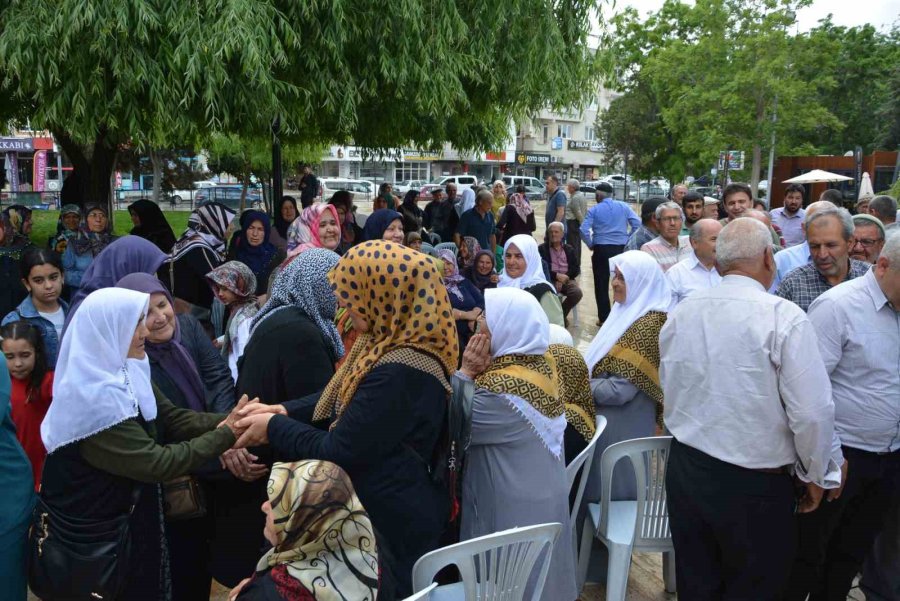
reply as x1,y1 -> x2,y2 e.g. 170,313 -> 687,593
869,195 -> 898,222
547,221 -> 565,233
567,178 -> 580,189
881,230 -> 900,270
655,201 -> 682,220
475,189 -> 493,206
806,205 -> 854,241
716,218 -> 771,271
689,218 -> 721,242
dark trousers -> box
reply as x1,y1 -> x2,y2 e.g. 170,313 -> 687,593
557,279 -> 583,319
861,495 -> 900,601
590,244 -> 624,322
666,438 -> 796,601
566,219 -> 582,264
785,446 -> 900,601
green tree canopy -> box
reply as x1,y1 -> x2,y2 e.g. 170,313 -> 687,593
0,0 -> 602,205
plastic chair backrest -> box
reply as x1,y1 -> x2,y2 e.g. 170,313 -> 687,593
402,582 -> 438,600
566,415 -> 608,525
420,242 -> 435,256
598,436 -> 673,550
435,241 -> 458,255
412,523 -> 562,601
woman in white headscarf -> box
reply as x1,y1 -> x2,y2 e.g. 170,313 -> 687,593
582,250 -> 672,500
457,287 -> 577,601
498,234 -> 565,326
37,287 -> 246,600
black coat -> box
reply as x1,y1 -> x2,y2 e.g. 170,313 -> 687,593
0,247 -> 31,320
226,244 -> 286,296
236,307 -> 337,406
497,206 -> 536,245
538,241 -> 580,281
267,361 -> 450,598
149,313 -> 235,414
158,246 -> 222,310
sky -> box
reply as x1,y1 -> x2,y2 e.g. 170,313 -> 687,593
611,0 -> 899,31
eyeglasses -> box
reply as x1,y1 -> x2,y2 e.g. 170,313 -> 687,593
659,216 -> 682,224
853,238 -> 882,248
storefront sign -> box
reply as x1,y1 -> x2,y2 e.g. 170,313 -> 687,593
403,149 -> 442,161
590,141 -> 603,153
484,151 -> 507,162
567,140 -> 592,150
0,137 -> 33,152
515,152 -> 551,166
551,137 -> 563,150
33,150 -> 47,191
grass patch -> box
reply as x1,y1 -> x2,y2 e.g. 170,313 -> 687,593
29,210 -> 190,249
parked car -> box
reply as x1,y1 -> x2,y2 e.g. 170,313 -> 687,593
195,186 -> 265,211
510,185 -> 546,203
167,180 -> 218,205
638,183 -> 667,198
320,178 -> 375,202
395,180 -> 428,195
417,183 -> 444,202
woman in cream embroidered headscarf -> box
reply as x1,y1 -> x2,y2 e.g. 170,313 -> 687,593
233,240 -> 457,598
457,287 -> 577,601
229,460 -> 381,600
582,250 -> 672,503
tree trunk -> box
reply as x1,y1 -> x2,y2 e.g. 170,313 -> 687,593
150,149 -> 163,204
750,143 -> 762,197
53,129 -> 119,218
240,169 -> 249,213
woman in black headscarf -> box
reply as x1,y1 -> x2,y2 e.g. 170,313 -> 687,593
269,196 -> 298,252
128,199 -> 177,254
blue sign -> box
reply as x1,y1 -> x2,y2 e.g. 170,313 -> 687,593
551,137 -> 563,150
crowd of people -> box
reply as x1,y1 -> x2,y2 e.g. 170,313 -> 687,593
0,177 -> 897,601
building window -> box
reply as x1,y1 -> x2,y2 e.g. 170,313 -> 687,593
585,126 -> 595,141
394,162 -> 430,183
557,124 -> 572,139
542,125 -> 549,145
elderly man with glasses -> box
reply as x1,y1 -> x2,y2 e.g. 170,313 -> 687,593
850,214 -> 886,264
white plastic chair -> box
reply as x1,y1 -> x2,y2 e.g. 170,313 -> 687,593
567,415 -> 608,576
402,582 -> 438,600
576,436 -> 676,600
411,523 -> 562,601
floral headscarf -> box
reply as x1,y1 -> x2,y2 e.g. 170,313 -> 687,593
259,461 -> 378,600
508,192 -> 534,222
205,260 -> 257,301
460,236 -> 482,268
1,205 -> 31,248
251,248 -> 343,358
286,203 -> 341,258
313,241 -> 458,424
437,248 -> 465,301
72,203 -> 115,256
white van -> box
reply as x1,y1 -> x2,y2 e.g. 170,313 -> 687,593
433,174 -> 478,189
320,178 -> 374,201
501,175 -> 545,191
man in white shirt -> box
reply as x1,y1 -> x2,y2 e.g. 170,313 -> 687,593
770,184 -> 806,247
640,201 -> 691,272
774,200 -> 830,288
666,219 -> 722,304
785,232 -> 900,601
660,217 -> 842,600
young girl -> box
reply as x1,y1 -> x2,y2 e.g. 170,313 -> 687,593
1,321 -> 52,490
1,247 -> 67,367
205,261 -> 259,383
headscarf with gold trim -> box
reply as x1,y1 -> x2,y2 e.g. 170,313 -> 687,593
474,288 -> 565,457
549,343 -> 596,444
591,310 -> 667,424
313,240 -> 458,424
259,460 -> 379,600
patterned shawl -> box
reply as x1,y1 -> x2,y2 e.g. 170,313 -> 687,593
437,248 -> 465,301
460,236 -> 481,268
250,249 -> 343,358
259,460 -> 379,600
591,310 -> 667,424
549,343 -> 596,444
206,261 -> 259,357
312,241 -> 458,425
508,192 -> 534,222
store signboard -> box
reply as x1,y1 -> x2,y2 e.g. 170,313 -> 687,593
0,137 -> 33,152
515,152 -> 551,165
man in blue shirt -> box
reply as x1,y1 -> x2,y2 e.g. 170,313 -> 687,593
455,189 -> 497,254
545,175 -> 567,233
580,183 -> 642,323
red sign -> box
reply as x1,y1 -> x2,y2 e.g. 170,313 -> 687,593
485,151 -> 505,162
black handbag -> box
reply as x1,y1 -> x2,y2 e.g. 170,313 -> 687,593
28,485 -> 141,601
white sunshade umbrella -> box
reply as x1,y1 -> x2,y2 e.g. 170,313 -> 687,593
783,169 -> 853,184
857,172 -> 875,200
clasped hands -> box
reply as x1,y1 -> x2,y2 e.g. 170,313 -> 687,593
215,394 -> 289,482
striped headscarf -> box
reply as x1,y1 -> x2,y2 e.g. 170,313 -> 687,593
171,202 -> 235,260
